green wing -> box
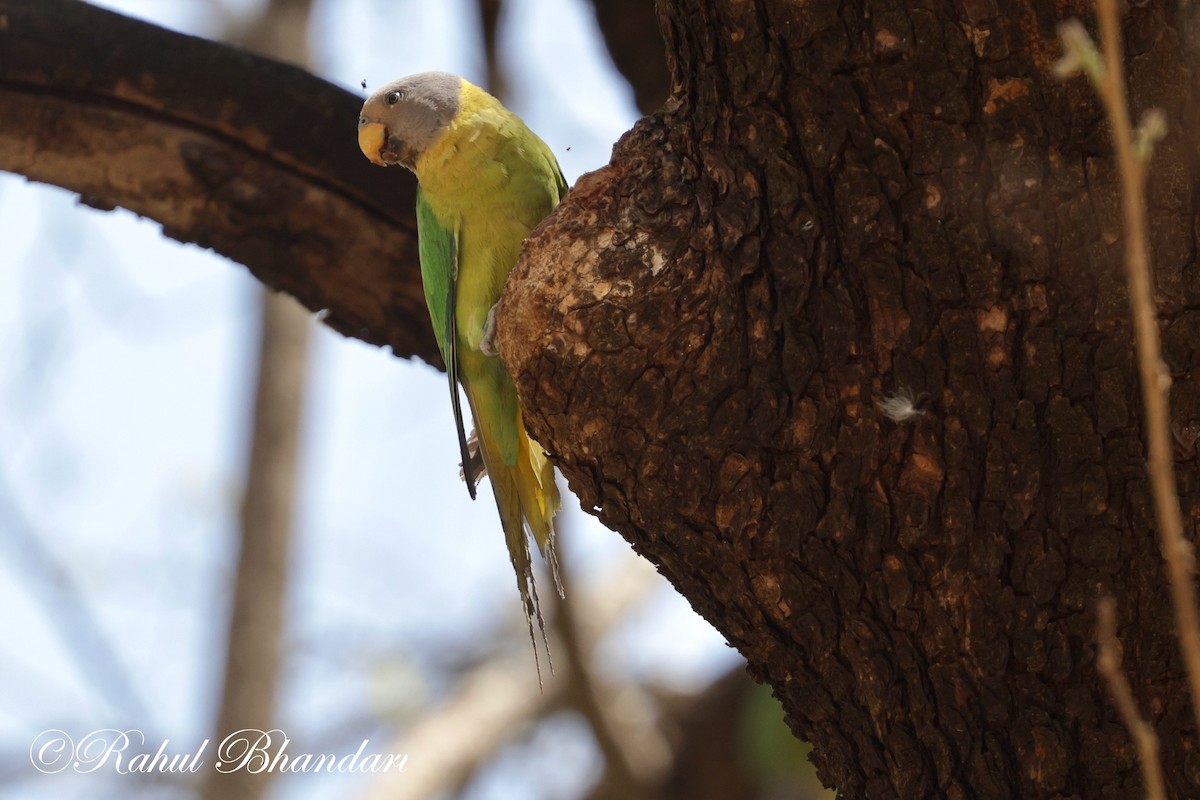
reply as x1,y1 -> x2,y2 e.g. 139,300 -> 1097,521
552,159 -> 569,205
415,187 -> 475,500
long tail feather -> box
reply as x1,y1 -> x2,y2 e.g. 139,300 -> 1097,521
464,384 -> 561,681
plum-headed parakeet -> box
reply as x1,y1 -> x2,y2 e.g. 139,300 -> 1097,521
357,72 -> 566,664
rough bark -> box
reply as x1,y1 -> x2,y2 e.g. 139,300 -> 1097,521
0,0 -> 437,365
499,1 -> 1200,798
6,0 -> 1200,797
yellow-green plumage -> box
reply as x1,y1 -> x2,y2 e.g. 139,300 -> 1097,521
358,73 -> 566,666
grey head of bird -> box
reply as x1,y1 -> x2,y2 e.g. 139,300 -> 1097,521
358,71 -> 462,171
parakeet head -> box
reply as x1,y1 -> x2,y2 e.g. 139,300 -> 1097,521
358,72 -> 461,171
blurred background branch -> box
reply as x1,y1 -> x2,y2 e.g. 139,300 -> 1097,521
200,3 -> 315,800
583,0 -> 668,114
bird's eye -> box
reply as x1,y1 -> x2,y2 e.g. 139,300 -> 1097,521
386,91 -> 402,106
358,115 -> 368,126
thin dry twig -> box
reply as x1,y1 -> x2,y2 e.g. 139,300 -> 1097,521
1058,0 -> 1200,758
1096,598 -> 1167,800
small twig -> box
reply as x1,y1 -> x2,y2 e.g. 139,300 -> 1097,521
1058,0 -> 1200,737
1096,598 -> 1167,800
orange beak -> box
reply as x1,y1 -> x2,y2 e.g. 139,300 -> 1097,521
358,121 -> 388,166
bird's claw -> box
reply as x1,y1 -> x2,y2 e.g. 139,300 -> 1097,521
480,304 -> 499,357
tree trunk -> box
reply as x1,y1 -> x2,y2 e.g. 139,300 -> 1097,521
6,0 -> 1200,796
498,1 -> 1200,797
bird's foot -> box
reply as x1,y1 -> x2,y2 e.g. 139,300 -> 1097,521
459,427 -> 487,485
480,304 -> 499,357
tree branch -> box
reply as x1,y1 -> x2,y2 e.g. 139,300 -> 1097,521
1058,0 -> 1200,739
0,0 -> 438,364
1091,0 -> 1200,738
200,5 -> 314,800
356,557 -> 663,800
583,0 -> 668,114
1096,598 -> 1166,800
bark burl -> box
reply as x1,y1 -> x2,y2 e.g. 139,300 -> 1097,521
499,1 -> 1200,797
